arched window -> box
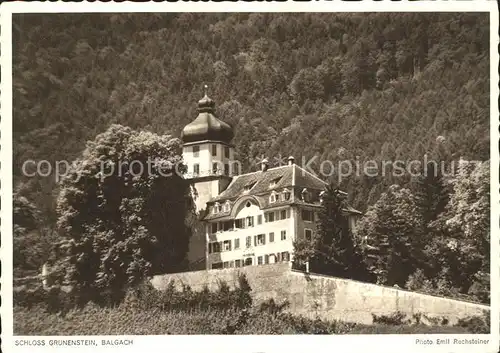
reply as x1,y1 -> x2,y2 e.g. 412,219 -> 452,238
283,188 -> 291,201
213,202 -> 221,214
269,191 -> 277,203
223,201 -> 231,212
301,188 -> 310,202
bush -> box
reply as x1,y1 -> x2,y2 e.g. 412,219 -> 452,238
454,311 -> 490,334
372,311 -> 411,325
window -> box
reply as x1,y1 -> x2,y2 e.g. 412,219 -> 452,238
212,163 -> 219,174
213,203 -> 220,214
301,188 -> 309,202
210,242 -> 221,253
255,234 -> 265,246
223,221 -> 233,231
223,240 -> 231,251
270,192 -> 277,203
269,232 -> 275,242
257,215 -> 263,225
211,223 -> 218,234
302,210 -> 314,222
265,212 -> 275,222
224,146 -> 230,158
193,146 -> 200,157
281,252 -> 290,262
283,189 -> 291,201
281,209 -> 288,220
244,182 -> 256,192
223,261 -> 230,269
246,216 -> 254,228
257,256 -> 263,265
265,255 -> 269,264
235,218 -> 244,229
229,260 -> 235,268
212,262 -> 223,269
224,163 -> 229,176
234,238 -> 240,249
193,163 -> 200,175
212,144 -> 217,156
244,258 -> 253,266
223,202 -> 230,212
281,230 -> 287,241
305,229 -> 313,241
269,177 -> 282,189
235,259 -> 241,268
246,236 -> 252,248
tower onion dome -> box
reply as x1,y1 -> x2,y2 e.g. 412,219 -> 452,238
181,86 -> 234,144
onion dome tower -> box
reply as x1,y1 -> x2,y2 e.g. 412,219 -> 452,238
181,85 -> 237,207
181,87 -> 234,145
181,86 -> 237,271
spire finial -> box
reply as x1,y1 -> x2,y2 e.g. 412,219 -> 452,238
204,84 -> 208,97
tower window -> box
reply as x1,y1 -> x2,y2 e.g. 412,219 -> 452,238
224,146 -> 230,158
281,230 -> 287,241
269,232 -> 274,242
234,238 -> 240,249
193,146 -> 200,158
212,163 -> 219,174
193,163 -> 200,176
212,144 -> 217,157
301,210 -> 314,222
305,229 -> 313,241
224,163 -> 229,175
246,236 -> 252,248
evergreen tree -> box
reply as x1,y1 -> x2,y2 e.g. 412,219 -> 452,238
413,161 -> 450,226
294,184 -> 370,280
355,185 -> 425,286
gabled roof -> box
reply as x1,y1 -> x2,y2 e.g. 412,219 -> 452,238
210,164 -> 326,203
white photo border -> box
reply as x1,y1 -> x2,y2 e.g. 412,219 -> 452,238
1,1 -> 498,353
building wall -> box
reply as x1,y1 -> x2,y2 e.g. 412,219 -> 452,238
183,142 -> 235,177
206,204 -> 295,269
151,264 -> 489,325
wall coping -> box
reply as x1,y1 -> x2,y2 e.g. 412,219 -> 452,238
290,269 -> 490,310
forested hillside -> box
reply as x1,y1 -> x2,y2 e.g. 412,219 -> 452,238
13,13 -> 489,217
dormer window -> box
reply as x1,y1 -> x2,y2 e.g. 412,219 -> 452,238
213,202 -> 221,214
270,191 -> 277,204
283,188 -> 291,201
244,182 -> 257,193
269,177 -> 282,189
301,188 -> 310,202
223,201 -> 231,213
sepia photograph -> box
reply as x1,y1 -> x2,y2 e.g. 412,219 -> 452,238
1,2 -> 498,352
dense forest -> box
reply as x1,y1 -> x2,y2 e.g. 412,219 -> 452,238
13,13 -> 489,219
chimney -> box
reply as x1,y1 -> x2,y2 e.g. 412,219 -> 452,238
261,158 -> 269,172
288,156 -> 295,165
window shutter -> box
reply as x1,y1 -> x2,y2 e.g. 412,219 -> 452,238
262,234 -> 266,245
254,235 -> 258,246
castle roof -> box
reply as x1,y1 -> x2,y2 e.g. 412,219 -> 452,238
202,163 -> 361,221
181,88 -> 234,145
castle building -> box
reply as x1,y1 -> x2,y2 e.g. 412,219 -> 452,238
181,89 -> 362,271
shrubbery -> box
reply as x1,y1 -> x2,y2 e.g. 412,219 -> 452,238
13,274 -> 490,335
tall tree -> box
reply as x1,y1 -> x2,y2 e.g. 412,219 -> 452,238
412,160 -> 450,226
52,124 -> 195,304
294,184 -> 370,280
355,185 -> 425,286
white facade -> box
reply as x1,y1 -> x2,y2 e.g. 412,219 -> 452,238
182,141 -> 237,180
205,199 -> 324,270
